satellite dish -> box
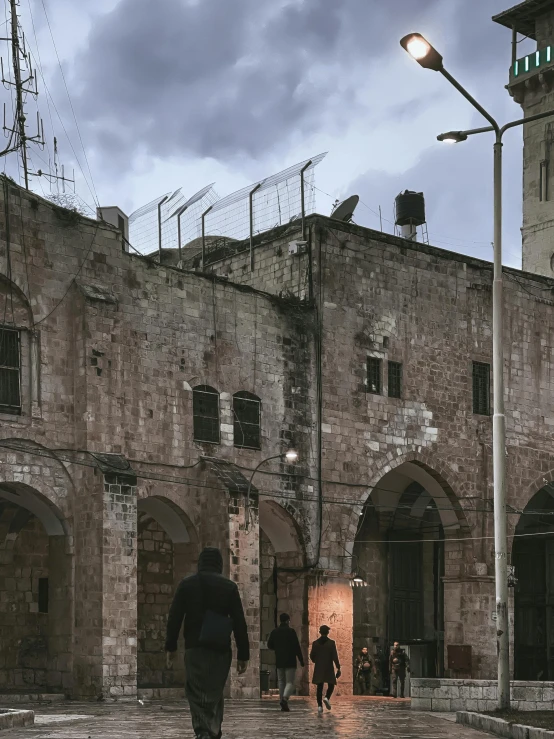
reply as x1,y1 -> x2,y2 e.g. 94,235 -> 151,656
330,195 -> 359,222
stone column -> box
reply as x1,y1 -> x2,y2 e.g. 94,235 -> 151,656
227,492 -> 260,699
73,465 -> 138,699
307,571 -> 353,696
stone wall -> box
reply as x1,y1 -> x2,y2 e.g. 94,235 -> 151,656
411,678 -> 554,712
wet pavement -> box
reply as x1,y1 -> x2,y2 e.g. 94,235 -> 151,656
1,696 -> 491,738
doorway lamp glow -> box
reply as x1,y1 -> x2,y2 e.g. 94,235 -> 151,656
245,449 -> 299,530
401,31 -> 554,711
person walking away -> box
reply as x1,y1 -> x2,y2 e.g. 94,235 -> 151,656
355,646 -> 375,695
310,625 -> 341,713
267,613 -> 304,712
389,641 -> 410,698
165,547 -> 249,739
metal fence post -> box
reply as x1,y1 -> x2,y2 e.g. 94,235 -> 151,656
201,205 -> 213,271
157,195 -> 168,263
300,160 -> 312,241
249,183 -> 261,271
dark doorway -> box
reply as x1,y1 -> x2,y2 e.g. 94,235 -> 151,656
513,486 -> 554,681
390,537 -> 423,641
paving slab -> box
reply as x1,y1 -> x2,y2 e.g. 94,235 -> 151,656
0,696 -> 495,738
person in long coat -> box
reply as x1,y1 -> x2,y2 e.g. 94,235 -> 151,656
310,625 -> 341,713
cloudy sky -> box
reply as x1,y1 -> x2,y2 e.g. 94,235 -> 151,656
7,0 -> 537,266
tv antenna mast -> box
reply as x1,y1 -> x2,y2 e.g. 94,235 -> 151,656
0,0 -> 73,193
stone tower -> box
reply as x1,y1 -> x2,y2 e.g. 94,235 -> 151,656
493,1 -> 554,276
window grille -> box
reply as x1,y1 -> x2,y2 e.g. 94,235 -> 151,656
0,327 -> 21,414
388,361 -> 403,399
367,357 -> 382,395
472,362 -> 490,415
192,385 -> 220,443
233,392 -> 261,449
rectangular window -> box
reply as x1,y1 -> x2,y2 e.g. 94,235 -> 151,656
233,394 -> 261,449
193,386 -> 220,443
472,361 -> 490,415
388,361 -> 403,399
38,577 -> 49,614
367,357 -> 382,394
0,327 -> 21,414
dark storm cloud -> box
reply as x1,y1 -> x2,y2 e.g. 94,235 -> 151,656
65,0 -> 445,167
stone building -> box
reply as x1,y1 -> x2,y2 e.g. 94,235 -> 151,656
0,147 -> 553,700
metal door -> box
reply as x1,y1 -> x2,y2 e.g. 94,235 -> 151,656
390,539 -> 423,642
514,537 -> 548,680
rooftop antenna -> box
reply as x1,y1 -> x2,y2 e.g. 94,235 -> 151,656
0,0 -> 73,194
31,135 -> 75,194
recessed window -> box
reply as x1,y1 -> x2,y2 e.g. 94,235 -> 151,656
388,361 -> 402,399
38,578 -> 49,614
192,385 -> 220,443
233,391 -> 261,449
472,362 -> 490,416
367,357 -> 382,394
0,327 -> 21,415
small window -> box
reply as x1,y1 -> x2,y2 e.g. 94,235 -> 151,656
367,357 -> 382,394
472,362 -> 490,415
0,327 -> 21,414
233,392 -> 261,449
192,385 -> 220,443
388,361 -> 402,399
38,577 -> 49,614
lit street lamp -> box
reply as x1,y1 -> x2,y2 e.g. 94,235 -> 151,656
245,450 -> 299,530
401,31 -> 554,711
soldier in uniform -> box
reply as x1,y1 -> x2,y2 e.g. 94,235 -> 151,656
354,647 -> 375,695
389,642 -> 410,698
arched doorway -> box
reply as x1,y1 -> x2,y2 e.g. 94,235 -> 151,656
259,501 -> 308,695
137,496 -> 199,689
0,482 -> 72,694
353,460 -> 463,690
513,485 -> 554,680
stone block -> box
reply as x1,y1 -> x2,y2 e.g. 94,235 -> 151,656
431,698 -> 451,711
411,697 -> 432,710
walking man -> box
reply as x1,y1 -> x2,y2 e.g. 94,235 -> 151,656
389,641 -> 410,698
267,613 -> 304,712
165,547 -> 249,739
355,646 -> 375,695
310,625 -> 341,714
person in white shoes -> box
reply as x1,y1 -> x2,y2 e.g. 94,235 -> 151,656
310,625 -> 341,713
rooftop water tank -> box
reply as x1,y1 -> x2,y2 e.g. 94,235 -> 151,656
395,191 -> 426,227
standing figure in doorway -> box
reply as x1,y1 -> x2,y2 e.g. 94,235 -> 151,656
310,625 -> 341,714
389,641 -> 410,698
354,646 -> 375,695
267,613 -> 305,712
165,547 -> 249,739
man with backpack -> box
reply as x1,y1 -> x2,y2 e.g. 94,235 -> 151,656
165,547 -> 249,739
267,613 -> 305,711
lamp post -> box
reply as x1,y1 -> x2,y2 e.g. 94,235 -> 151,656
401,32 -> 554,710
244,449 -> 299,530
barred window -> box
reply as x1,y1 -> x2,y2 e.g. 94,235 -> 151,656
472,362 -> 490,415
388,361 -> 403,399
367,357 -> 382,394
0,327 -> 21,414
192,385 -> 220,443
233,391 -> 261,450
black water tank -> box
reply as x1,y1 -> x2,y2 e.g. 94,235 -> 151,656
395,191 -> 425,227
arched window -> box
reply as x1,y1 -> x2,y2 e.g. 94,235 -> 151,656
192,385 -> 220,443
233,391 -> 261,450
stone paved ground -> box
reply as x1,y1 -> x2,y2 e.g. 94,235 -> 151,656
0,697 -> 492,738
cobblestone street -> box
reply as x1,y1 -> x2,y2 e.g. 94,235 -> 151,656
1,697 -> 492,738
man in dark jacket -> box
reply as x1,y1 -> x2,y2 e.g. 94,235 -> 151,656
389,642 -> 410,698
165,547 -> 249,739
267,613 -> 304,712
310,625 -> 341,713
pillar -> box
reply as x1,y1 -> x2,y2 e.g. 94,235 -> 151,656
73,466 -> 138,699
307,572 -> 353,696
47,535 -> 73,693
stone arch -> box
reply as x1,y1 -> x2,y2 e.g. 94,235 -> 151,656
136,491 -> 200,690
0,273 -> 33,326
0,475 -> 73,695
258,499 -> 309,694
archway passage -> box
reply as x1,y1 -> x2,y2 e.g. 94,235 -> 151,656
137,497 -> 199,689
259,501 -> 308,695
0,484 -> 72,694
354,461 -> 464,692
513,486 -> 554,680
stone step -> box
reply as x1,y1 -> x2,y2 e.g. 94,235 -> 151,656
0,694 -> 64,704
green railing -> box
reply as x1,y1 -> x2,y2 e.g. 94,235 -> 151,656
513,46 -> 553,78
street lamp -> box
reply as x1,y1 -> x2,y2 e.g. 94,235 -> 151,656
244,450 -> 299,530
401,31 -> 554,711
